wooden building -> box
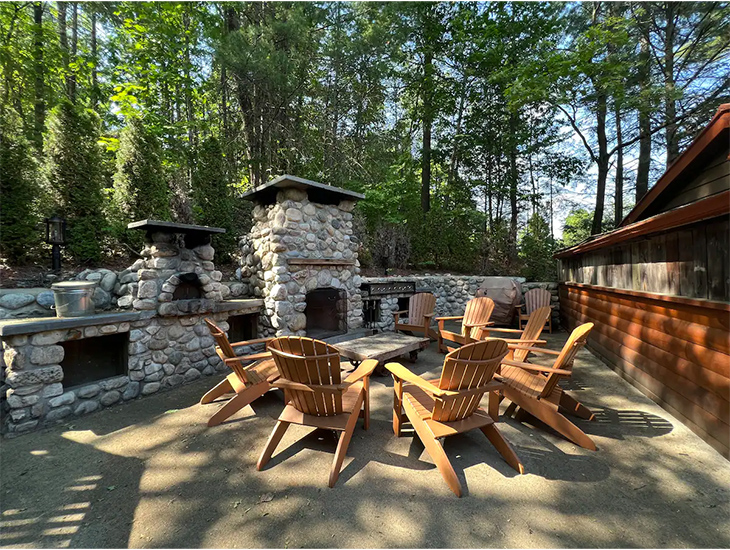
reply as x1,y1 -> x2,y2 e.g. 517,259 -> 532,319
556,104 -> 729,457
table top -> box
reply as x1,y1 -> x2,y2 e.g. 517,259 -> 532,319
333,332 -> 430,362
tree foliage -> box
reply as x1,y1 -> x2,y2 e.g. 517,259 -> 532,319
0,111 -> 40,262
0,1 -> 727,279
111,116 -> 169,248
191,136 -> 236,261
43,100 -> 106,263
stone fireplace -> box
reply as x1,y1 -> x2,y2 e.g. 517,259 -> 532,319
117,220 -> 225,316
239,175 -> 364,337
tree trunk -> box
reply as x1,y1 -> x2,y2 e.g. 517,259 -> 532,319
664,2 -> 679,165
508,112 -> 519,264
614,100 -> 624,227
33,2 -> 44,149
57,1 -> 69,99
592,90 -> 609,235
91,8 -> 98,109
69,2 -> 77,103
636,7 -> 651,201
421,44 -> 433,214
447,77 -> 467,188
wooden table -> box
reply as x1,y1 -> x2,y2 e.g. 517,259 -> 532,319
333,332 -> 430,374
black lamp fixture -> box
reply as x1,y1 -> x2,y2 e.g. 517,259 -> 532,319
44,215 -> 66,271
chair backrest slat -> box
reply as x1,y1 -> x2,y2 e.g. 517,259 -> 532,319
205,318 -> 247,382
409,293 -> 436,324
513,306 -> 552,363
268,336 -> 343,416
524,288 -> 551,314
540,323 -> 593,397
461,297 -> 495,337
432,339 -> 508,423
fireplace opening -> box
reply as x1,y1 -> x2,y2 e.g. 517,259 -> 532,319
305,288 -> 347,339
228,313 -> 258,342
60,332 -> 128,388
173,272 -> 203,300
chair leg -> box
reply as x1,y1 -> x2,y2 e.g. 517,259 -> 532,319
480,424 -> 524,474
257,420 -> 291,470
559,392 -> 595,421
504,402 -> 518,417
437,331 -> 445,354
410,417 -> 461,497
488,390 -> 500,421
506,389 -> 597,451
363,377 -> 370,430
200,377 -> 234,404
329,391 -> 365,488
206,381 -> 268,427
393,379 -> 403,436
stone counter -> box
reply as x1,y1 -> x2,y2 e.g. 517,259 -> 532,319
1,300 -> 264,435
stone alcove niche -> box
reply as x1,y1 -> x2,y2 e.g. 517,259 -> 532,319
305,287 -> 347,339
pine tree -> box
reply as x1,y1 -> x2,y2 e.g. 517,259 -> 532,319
191,136 -> 236,260
519,213 -> 556,281
44,100 -> 106,263
0,111 -> 41,263
111,117 -> 169,248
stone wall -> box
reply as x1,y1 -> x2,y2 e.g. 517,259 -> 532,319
362,275 -> 559,331
0,307 -> 257,435
240,187 -> 363,336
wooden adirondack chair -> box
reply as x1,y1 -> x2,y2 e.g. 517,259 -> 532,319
257,337 -> 378,488
393,292 -> 437,340
385,339 -> 524,497
436,297 -> 495,354
200,319 -> 279,427
477,306 -> 551,362
497,322 -> 597,450
517,288 -> 553,333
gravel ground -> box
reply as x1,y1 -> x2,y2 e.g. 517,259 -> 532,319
1,331 -> 728,548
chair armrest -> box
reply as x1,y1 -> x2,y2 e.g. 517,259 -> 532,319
392,310 -> 408,320
502,359 -> 571,376
465,321 -> 494,328
435,315 -> 464,321
506,339 -> 547,346
231,337 -> 273,348
423,313 -> 435,319
272,380 -> 348,394
344,359 -> 379,384
484,327 -> 524,334
223,351 -> 271,365
384,362 -> 449,396
509,346 -> 561,356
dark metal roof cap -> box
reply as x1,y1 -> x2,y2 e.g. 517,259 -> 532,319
127,219 -> 226,234
240,174 -> 365,204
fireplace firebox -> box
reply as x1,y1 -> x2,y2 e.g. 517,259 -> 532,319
60,333 -> 128,388
305,288 -> 347,339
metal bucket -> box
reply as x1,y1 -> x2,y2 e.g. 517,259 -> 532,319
51,281 -> 96,317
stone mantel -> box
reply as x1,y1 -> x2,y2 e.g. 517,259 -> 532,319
287,259 -> 356,267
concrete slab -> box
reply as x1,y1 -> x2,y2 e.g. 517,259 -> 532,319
1,332 -> 728,548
